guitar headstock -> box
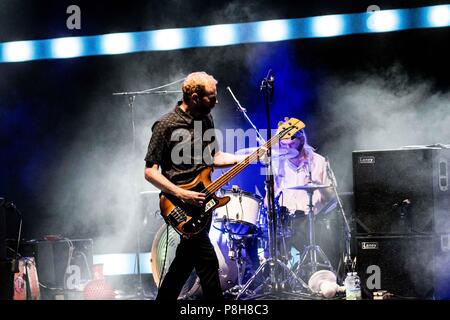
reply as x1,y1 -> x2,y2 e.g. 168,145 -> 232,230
276,117 -> 306,140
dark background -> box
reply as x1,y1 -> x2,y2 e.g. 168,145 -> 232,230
1,0 -> 449,254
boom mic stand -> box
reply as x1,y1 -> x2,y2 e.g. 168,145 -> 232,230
231,71 -> 309,300
112,88 -> 182,299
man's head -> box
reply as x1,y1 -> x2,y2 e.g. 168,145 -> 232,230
182,72 -> 218,116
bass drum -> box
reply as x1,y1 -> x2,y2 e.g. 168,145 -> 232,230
151,224 -> 237,299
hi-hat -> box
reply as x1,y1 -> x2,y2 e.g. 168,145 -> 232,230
235,147 -> 298,160
286,183 -> 332,191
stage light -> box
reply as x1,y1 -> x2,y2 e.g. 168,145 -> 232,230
203,24 -> 237,46
1,5 -> 449,63
152,28 -> 184,50
257,20 -> 289,42
51,37 -> 82,58
2,41 -> 33,62
101,33 -> 133,55
312,15 -> 344,37
366,10 -> 400,32
428,5 -> 450,27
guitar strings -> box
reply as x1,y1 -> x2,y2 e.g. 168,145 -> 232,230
201,125 -> 297,195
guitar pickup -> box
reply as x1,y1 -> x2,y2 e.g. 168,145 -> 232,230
168,208 -> 187,225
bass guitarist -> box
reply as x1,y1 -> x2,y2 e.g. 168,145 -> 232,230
144,72 -> 246,301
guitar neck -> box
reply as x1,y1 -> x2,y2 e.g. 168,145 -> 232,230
205,132 -> 282,195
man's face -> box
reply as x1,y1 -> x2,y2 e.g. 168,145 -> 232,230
198,84 -> 217,115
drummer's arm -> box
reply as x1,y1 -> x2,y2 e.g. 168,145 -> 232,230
213,151 -> 247,168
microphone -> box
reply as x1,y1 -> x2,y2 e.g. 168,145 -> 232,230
260,69 -> 275,102
269,71 -> 274,102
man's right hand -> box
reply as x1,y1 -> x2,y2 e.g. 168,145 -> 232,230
176,188 -> 206,207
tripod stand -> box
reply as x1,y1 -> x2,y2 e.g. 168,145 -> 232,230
234,70 -> 309,300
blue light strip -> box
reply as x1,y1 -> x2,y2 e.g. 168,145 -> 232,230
93,253 -> 152,276
0,4 -> 448,63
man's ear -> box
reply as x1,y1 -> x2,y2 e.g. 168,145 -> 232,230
191,93 -> 199,103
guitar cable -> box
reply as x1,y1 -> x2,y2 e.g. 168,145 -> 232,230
158,223 -> 170,289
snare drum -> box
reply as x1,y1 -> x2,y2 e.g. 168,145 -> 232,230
213,189 -> 262,236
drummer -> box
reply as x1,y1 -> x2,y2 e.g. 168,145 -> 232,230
264,128 -> 333,216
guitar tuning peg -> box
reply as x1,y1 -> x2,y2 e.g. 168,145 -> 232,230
284,117 -> 289,121
278,121 -> 284,127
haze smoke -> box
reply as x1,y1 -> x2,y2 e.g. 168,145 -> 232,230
319,64 -> 450,191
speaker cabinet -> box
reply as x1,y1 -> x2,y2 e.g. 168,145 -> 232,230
356,234 -> 450,299
353,147 -> 450,235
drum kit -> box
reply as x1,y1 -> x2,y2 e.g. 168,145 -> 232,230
150,147 -> 348,299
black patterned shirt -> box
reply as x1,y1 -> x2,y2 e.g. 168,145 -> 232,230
144,101 -> 218,184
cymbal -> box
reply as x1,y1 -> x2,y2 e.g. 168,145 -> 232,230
235,147 -> 299,160
286,183 -> 332,191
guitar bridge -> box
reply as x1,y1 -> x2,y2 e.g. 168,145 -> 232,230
167,207 -> 187,226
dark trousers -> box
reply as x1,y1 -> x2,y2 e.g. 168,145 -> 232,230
156,228 -> 223,301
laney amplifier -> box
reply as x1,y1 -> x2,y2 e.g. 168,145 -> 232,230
356,234 -> 450,299
352,147 -> 450,235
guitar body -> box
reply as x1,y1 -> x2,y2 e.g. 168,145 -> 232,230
159,167 -> 230,237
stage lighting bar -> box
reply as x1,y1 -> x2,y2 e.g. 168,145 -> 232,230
51,36 -> 83,58
2,41 -> 34,62
0,4 -> 448,63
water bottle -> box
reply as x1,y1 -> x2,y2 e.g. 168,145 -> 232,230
344,272 -> 362,300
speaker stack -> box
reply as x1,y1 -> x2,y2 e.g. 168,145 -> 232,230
352,147 -> 450,299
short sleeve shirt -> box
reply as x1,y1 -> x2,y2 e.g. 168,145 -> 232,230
144,102 -> 219,184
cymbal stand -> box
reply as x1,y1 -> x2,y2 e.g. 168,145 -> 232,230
295,187 -> 335,278
294,162 -> 334,282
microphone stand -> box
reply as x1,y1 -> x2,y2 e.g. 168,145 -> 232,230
226,87 -> 266,146
326,160 -> 353,276
231,71 -> 309,300
112,88 -> 182,299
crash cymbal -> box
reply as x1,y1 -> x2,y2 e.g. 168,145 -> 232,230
235,147 -> 299,160
286,183 -> 332,191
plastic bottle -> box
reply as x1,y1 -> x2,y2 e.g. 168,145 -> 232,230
344,272 -> 362,300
